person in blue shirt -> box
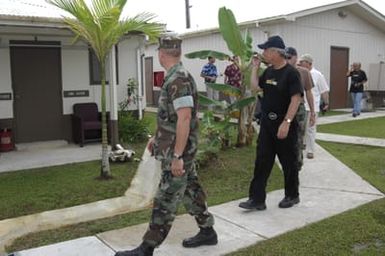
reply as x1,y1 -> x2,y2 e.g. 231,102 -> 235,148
201,56 -> 219,104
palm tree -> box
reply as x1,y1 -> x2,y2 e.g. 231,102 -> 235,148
47,0 -> 163,178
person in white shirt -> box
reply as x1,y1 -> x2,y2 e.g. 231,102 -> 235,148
298,54 -> 329,159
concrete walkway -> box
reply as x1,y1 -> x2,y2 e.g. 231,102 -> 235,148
0,141 -> 103,173
3,110 -> 385,256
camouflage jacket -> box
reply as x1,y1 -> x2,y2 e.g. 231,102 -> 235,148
153,62 -> 199,163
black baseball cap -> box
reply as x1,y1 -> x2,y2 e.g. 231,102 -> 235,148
285,47 -> 298,57
257,35 -> 285,50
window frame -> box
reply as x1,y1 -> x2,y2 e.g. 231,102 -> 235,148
89,45 -> 119,85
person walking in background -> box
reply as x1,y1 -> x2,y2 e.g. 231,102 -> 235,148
224,56 -> 242,103
115,35 -> 217,256
347,62 -> 367,117
285,47 -> 315,170
201,56 -> 219,104
239,35 -> 303,211
298,54 -> 329,160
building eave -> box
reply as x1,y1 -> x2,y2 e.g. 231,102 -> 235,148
177,0 -> 385,38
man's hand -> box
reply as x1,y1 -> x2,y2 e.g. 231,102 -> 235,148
309,112 -> 316,127
252,56 -> 261,68
277,122 -> 290,139
147,137 -> 154,153
322,103 -> 329,111
171,159 -> 185,177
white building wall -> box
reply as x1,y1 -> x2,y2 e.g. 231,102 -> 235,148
259,8 -> 385,87
0,34 -> 142,119
118,36 -> 143,111
145,7 -> 385,96
60,41 -> 96,115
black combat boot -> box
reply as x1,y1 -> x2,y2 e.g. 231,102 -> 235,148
114,242 -> 154,256
182,226 -> 218,248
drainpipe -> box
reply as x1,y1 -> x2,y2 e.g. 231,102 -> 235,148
109,45 -> 119,147
136,44 -> 144,120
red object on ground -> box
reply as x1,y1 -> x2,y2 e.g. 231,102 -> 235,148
0,128 -> 14,152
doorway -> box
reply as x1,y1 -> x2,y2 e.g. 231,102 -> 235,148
144,57 -> 154,106
10,41 -> 64,143
330,47 -> 349,109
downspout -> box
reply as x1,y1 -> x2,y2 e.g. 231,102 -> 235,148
136,40 -> 145,120
109,45 -> 119,147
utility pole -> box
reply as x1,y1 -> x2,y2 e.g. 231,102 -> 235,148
185,0 -> 191,29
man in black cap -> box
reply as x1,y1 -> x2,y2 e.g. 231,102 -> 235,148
239,35 -> 303,210
115,34 -> 217,256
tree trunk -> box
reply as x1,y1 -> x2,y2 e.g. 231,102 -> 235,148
237,109 -> 247,146
245,102 -> 256,145
236,81 -> 247,146
100,61 -> 112,178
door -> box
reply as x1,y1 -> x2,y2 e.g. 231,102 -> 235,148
330,47 -> 349,109
10,42 -> 63,143
144,57 -> 154,106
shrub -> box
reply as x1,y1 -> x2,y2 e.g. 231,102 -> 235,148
118,111 -> 150,143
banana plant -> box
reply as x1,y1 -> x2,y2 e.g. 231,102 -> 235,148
186,7 -> 265,146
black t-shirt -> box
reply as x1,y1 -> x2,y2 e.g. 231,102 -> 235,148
259,64 -> 303,115
348,70 -> 367,93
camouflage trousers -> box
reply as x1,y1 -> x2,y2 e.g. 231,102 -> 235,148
142,160 -> 215,247
296,103 -> 308,170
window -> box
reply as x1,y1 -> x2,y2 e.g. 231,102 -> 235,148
89,45 -> 119,85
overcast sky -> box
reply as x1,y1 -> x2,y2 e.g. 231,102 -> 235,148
120,0 -> 385,33
8,0 -> 385,33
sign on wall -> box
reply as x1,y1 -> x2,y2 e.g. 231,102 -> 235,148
0,93 -> 12,100
63,90 -> 90,97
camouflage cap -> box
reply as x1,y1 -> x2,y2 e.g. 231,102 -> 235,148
158,33 -> 182,49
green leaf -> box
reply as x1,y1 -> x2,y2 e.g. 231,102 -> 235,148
206,83 -> 241,97
244,30 -> 254,62
185,50 -> 229,60
229,96 -> 256,110
198,93 -> 224,106
218,7 -> 246,58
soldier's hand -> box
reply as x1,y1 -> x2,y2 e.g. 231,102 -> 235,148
171,159 -> 185,177
147,137 -> 154,153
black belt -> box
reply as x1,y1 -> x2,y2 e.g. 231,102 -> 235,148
262,112 -> 284,121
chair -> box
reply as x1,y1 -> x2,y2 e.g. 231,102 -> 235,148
72,103 -> 109,147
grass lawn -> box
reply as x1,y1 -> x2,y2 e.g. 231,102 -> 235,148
318,116 -> 385,139
0,112 -> 159,220
5,113 -> 385,253
0,143 -> 145,220
228,141 -> 385,256
6,144 -> 284,252
3,111 -> 286,252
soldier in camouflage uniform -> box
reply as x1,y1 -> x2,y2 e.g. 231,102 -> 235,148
115,35 -> 217,256
285,47 -> 316,170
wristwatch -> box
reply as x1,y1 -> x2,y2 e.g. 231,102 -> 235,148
284,118 -> 292,124
173,153 -> 183,160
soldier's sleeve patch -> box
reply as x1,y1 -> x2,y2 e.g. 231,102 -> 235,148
173,95 -> 194,110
